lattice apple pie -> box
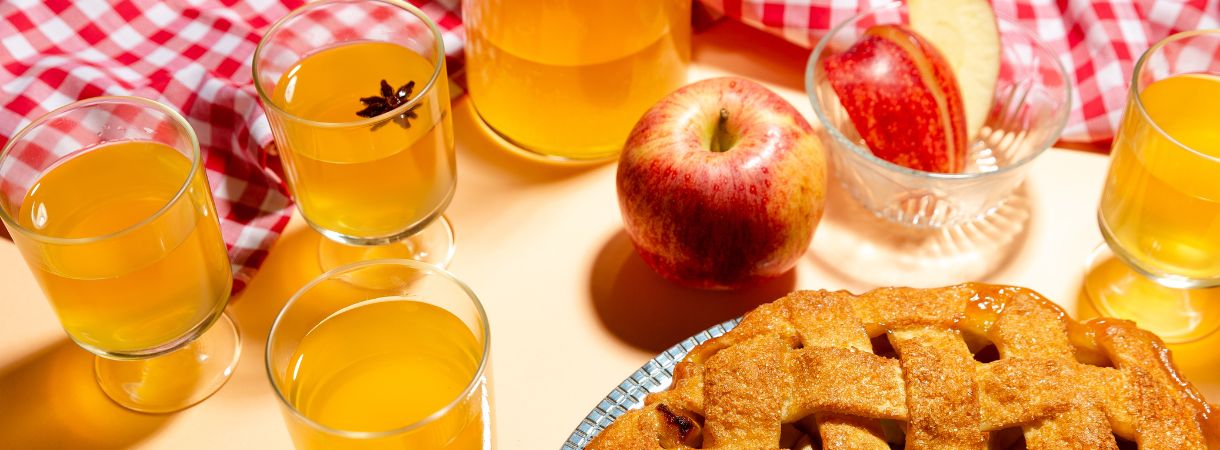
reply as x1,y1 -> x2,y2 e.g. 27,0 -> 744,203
586,284 -> 1219,449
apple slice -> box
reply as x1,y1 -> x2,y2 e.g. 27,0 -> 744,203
910,0 -> 1000,141
824,24 -> 967,173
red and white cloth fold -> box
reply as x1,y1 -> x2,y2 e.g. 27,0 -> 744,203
1,0 -> 1215,291
0,0 -> 463,292
699,0 -> 1220,144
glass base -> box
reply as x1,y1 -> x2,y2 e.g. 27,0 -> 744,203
94,311 -> 241,413
318,214 -> 455,273
468,102 -> 621,164
807,180 -> 1031,288
1098,212 -> 1220,289
1084,244 -> 1220,344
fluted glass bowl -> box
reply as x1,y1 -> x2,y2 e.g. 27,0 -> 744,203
807,2 -> 1070,228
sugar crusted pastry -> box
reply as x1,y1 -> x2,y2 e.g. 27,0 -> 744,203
586,283 -> 1220,449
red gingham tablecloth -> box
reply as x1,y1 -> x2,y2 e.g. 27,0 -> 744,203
0,0 -> 464,292
1,0 -> 1216,292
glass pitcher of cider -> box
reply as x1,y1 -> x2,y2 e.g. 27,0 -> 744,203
464,0 -> 691,162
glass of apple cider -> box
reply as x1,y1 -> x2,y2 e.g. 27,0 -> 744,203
254,0 -> 456,269
0,96 -> 240,413
463,0 -> 691,162
1086,29 -> 1220,343
266,259 -> 491,449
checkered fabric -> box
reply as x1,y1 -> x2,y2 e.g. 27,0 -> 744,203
0,0 -> 1214,291
0,0 -> 463,293
698,0 -> 1220,143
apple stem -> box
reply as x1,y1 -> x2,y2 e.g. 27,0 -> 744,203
710,108 -> 736,153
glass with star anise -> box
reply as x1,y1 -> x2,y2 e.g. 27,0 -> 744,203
253,0 -> 455,270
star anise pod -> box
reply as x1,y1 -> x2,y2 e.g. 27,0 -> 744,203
357,79 -> 420,131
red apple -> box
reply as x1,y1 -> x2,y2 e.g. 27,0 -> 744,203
824,24 -> 968,173
617,77 -> 826,290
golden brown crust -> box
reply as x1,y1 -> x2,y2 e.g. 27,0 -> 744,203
891,326 -> 985,449
585,283 -> 1220,449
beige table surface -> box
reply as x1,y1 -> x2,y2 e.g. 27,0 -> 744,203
1,20 -> 1217,449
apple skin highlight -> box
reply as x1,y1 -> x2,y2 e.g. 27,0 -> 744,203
824,25 -> 967,174
617,77 -> 827,290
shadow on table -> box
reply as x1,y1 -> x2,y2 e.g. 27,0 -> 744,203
0,340 -> 172,449
451,98 -> 606,185
228,226 -> 326,350
588,230 -> 795,353
224,225 -> 329,394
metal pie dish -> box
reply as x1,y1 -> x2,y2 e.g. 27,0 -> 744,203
562,318 -> 741,449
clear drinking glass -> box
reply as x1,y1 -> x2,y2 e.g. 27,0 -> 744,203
0,96 -> 240,413
253,0 -> 456,270
266,259 -> 492,449
1086,29 -> 1220,343
463,0 -> 691,162
807,2 -> 1070,228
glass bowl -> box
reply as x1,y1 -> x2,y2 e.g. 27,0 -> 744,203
806,2 -> 1071,228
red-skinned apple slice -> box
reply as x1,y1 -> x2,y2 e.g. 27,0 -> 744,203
910,0 -> 1001,141
824,24 -> 967,173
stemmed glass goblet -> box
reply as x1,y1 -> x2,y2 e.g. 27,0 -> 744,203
1086,29 -> 1220,344
0,96 -> 240,413
253,0 -> 457,271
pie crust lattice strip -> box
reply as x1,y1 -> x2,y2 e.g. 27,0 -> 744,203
586,283 -> 1220,449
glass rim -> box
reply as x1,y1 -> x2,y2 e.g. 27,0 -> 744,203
264,258 -> 492,440
0,95 -> 203,245
805,1 -> 1073,181
251,0 -> 446,130
1129,28 -> 1220,165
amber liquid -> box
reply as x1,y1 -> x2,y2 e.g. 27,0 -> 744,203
464,0 -> 690,160
12,141 -> 230,355
280,298 -> 487,449
1092,73 -> 1220,342
269,41 -> 455,241
1100,73 -> 1220,284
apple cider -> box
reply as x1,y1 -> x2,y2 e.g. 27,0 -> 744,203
279,297 -> 487,449
12,140 -> 230,355
269,41 -> 455,240
1099,73 -> 1220,283
463,0 -> 690,160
